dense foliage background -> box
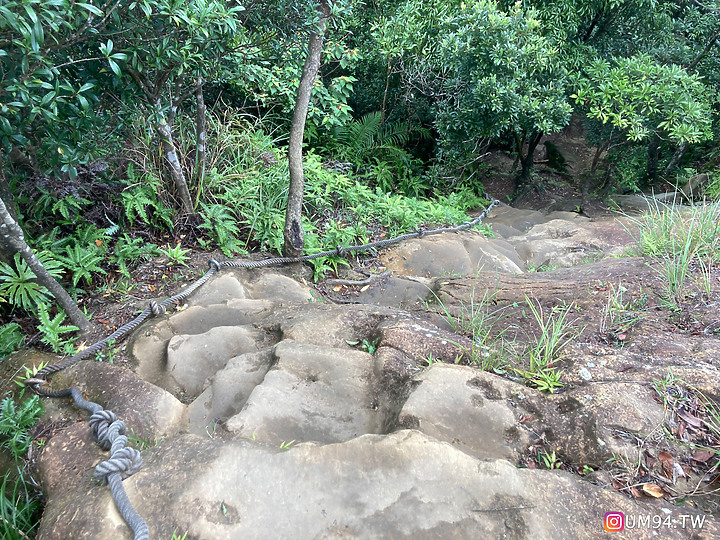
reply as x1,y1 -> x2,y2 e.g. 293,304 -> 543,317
0,0 -> 718,342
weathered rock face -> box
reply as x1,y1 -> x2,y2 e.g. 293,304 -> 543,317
32,208 -> 720,539
36,429 -> 718,540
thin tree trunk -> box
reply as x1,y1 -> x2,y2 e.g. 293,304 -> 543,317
381,54 -> 393,125
283,0 -> 329,258
195,76 -> 207,202
687,25 -> 720,73
154,100 -> 193,213
516,130 -> 543,187
0,196 -> 90,333
663,143 -> 687,178
0,160 -> 17,265
646,133 -> 661,183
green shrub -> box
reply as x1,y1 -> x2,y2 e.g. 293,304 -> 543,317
0,324 -> 24,362
0,467 -> 42,540
0,394 -> 43,460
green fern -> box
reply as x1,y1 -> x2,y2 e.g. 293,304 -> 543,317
0,393 -> 43,459
121,185 -> 156,226
72,224 -> 110,251
199,203 -> 242,256
120,165 -> 174,230
37,304 -> 79,354
29,190 -> 89,224
112,234 -> 161,277
331,112 -> 428,165
34,226 -> 73,252
0,253 -> 63,312
52,196 -> 89,222
0,323 -> 24,361
56,245 -> 107,287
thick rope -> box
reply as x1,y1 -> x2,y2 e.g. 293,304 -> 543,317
24,199 -> 499,538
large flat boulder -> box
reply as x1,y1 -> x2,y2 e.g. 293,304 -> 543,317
225,339 -> 381,444
37,430 -> 717,540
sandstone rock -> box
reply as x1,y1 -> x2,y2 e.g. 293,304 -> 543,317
51,361 -> 185,441
131,299 -> 274,386
379,232 -> 526,278
509,219 -> 604,269
166,325 -> 266,397
186,350 -> 274,436
187,272 -> 248,306
486,205 -> 550,233
38,430 -> 718,540
225,339 -> 381,444
397,364 -> 532,461
260,303 -> 393,349
345,275 -> 433,309
242,271 -> 314,303
378,316 -> 473,364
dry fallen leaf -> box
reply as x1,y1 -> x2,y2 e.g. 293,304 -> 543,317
333,285 -> 342,292
658,451 -> 674,472
692,449 -> 714,463
642,483 -> 664,498
630,486 -> 642,499
679,412 -> 702,428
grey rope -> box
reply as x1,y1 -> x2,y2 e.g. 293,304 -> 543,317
24,199 -> 499,538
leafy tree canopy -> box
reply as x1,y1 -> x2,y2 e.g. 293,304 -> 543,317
572,53 -> 714,144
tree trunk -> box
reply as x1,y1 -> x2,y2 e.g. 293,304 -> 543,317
687,25 -> 720,73
194,76 -> 207,201
155,100 -> 194,214
515,130 -> 543,187
646,133 -> 661,183
283,0 -> 329,258
0,196 -> 90,333
0,159 -> 17,265
381,54 -> 394,125
437,258 -> 650,307
663,143 -> 687,179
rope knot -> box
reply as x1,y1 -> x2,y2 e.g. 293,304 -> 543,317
90,410 -> 119,450
149,300 -> 166,317
94,446 -> 143,482
335,246 -> 346,257
208,258 -> 221,271
415,226 -> 426,238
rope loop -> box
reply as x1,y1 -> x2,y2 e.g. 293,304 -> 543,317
415,226 -> 426,238
208,258 -> 221,271
149,300 -> 166,317
335,245 -> 346,257
90,409 -> 119,450
95,446 -> 143,482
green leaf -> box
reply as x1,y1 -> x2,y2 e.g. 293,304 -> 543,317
77,3 -> 104,16
108,58 -> 121,77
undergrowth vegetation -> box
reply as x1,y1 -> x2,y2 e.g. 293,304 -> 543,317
2,109 -> 491,334
0,391 -> 44,540
626,199 -> 720,310
429,289 -> 578,393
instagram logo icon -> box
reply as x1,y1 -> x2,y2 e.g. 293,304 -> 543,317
604,512 -> 625,532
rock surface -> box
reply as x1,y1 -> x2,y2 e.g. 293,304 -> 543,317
32,205 -> 720,539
